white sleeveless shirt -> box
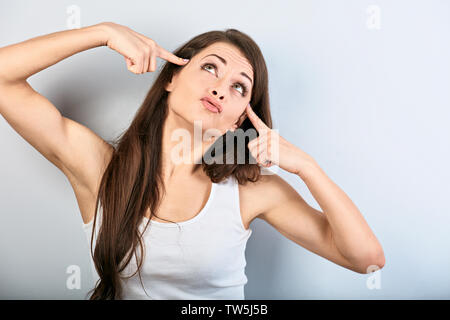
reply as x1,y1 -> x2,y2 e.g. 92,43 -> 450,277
82,175 -> 253,299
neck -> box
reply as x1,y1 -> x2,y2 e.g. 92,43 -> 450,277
160,107 -> 216,182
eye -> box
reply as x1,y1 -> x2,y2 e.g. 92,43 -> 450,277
202,63 -> 216,75
201,63 -> 249,97
202,63 -> 215,74
232,83 -> 245,95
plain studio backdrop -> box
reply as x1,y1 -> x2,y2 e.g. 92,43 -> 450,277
0,0 -> 449,299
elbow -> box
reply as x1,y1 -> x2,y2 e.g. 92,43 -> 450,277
346,247 -> 385,274
358,250 -> 385,274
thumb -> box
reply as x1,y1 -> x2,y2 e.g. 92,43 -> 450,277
125,57 -> 141,74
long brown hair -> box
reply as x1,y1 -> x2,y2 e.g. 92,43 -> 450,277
86,28 -> 272,299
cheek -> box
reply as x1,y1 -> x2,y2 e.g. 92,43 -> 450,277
170,78 -> 197,107
236,104 -> 247,119
224,105 -> 246,124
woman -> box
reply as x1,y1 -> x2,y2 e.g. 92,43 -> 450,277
0,22 -> 385,300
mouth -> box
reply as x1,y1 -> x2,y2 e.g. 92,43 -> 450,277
201,97 -> 222,113
201,98 -> 221,113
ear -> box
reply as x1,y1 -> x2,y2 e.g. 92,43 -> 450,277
165,78 -> 174,92
165,72 -> 180,92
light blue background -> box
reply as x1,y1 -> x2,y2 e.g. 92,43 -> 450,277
1,0 -> 449,299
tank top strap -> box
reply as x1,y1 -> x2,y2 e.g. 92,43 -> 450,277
207,175 -> 252,234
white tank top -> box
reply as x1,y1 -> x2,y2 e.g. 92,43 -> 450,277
82,175 -> 253,299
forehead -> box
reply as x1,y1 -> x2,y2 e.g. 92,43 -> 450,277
196,42 -> 253,77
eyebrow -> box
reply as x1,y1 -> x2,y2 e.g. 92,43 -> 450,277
201,53 -> 253,85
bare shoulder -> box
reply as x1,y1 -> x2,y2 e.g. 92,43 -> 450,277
238,168 -> 300,228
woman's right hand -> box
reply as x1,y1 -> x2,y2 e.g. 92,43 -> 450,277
99,22 -> 189,74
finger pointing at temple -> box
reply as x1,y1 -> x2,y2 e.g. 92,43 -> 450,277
246,103 -> 270,134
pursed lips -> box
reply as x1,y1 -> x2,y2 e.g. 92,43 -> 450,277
201,97 -> 223,113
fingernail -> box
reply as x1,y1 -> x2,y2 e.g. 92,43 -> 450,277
183,58 -> 190,62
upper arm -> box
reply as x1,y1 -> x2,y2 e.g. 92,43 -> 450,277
255,173 -> 363,273
0,81 -> 67,170
59,116 -> 113,194
0,80 -> 113,193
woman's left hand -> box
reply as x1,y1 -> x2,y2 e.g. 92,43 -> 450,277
245,103 -> 316,175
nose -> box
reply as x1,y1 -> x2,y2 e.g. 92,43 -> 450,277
210,78 -> 227,101
211,89 -> 224,101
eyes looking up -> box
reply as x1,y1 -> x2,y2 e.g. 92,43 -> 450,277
201,62 -> 249,97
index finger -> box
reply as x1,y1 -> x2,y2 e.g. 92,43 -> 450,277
246,103 -> 269,133
156,45 -> 189,65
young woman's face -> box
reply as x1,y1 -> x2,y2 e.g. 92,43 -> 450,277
165,42 -> 254,136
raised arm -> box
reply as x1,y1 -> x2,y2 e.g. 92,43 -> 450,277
0,23 -> 107,84
0,22 -> 189,223
0,23 -> 111,179
0,23 -> 112,182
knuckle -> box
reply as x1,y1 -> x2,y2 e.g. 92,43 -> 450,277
147,41 -> 157,50
143,45 -> 151,54
135,51 -> 144,60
